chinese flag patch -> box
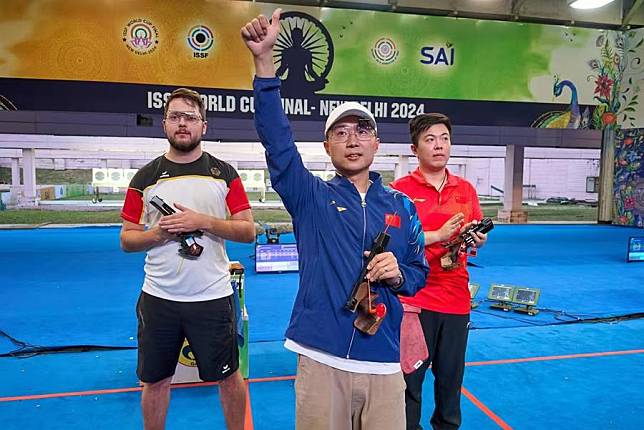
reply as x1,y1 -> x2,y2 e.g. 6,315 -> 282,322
385,213 -> 401,228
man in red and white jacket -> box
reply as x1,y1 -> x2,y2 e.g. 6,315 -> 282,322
390,113 -> 488,430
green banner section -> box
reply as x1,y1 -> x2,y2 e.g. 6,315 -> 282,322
323,12 -> 553,102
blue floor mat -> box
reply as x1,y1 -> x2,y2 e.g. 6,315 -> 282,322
1,225 -> 643,354
462,353 -> 643,430
2,320 -> 642,430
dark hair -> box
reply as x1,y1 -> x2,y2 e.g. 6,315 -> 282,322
164,88 -> 206,120
409,113 -> 452,146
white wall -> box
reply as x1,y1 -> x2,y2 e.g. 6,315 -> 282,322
442,147 -> 601,201
0,139 -> 601,201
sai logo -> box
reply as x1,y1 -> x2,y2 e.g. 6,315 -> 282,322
371,38 -> 399,65
122,18 -> 159,55
419,42 -> 455,66
178,339 -> 197,367
187,25 -> 214,59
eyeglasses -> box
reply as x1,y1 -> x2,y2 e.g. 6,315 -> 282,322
165,111 -> 203,124
328,124 -> 376,143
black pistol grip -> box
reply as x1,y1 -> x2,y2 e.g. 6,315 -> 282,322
365,232 -> 390,263
150,196 -> 176,216
345,232 -> 391,312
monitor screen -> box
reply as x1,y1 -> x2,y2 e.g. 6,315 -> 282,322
513,288 -> 539,306
627,237 -> 644,263
255,243 -> 299,273
488,285 -> 513,302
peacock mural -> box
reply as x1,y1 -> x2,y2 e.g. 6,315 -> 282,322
532,33 -> 644,130
532,77 -> 590,129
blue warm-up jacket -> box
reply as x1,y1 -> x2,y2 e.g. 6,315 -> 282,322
254,77 -> 429,363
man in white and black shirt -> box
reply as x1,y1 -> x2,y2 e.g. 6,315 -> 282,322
121,88 -> 254,430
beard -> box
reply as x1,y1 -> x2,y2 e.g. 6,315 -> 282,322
168,133 -> 202,153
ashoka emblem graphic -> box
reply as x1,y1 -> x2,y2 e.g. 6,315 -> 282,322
272,11 -> 334,95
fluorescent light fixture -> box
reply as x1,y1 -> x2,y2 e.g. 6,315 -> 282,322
511,287 -> 541,316
568,0 -> 616,9
512,287 -> 540,307
487,284 -> 514,312
488,284 -> 513,302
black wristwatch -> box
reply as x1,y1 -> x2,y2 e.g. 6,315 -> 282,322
389,273 -> 404,290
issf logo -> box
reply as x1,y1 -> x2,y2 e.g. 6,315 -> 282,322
420,42 -> 455,66
372,38 -> 399,65
187,25 -> 214,58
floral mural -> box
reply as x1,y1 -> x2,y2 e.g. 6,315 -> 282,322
587,32 -> 644,130
587,33 -> 625,129
614,128 -> 644,226
617,30 -> 644,129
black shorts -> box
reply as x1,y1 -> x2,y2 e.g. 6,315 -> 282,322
136,291 -> 239,383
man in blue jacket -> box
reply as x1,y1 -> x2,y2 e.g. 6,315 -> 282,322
242,9 -> 429,430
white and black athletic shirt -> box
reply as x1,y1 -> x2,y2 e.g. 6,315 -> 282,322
121,153 -> 251,302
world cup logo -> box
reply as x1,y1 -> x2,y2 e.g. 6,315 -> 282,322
122,18 -> 159,55
131,24 -> 153,48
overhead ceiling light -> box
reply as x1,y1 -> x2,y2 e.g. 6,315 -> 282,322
568,0 -> 616,9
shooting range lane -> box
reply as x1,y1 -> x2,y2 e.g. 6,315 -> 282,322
1,225 -> 643,429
